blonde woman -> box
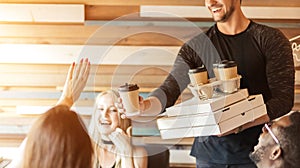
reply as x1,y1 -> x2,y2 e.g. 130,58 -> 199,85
89,90 -> 147,168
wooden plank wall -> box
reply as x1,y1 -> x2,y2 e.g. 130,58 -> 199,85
0,0 -> 299,146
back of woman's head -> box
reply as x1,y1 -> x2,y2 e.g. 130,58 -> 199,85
23,105 -> 93,168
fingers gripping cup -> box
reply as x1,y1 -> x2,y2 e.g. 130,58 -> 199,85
118,83 -> 140,116
188,66 -> 208,86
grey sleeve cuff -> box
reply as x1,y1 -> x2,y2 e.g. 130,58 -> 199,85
148,88 -> 168,113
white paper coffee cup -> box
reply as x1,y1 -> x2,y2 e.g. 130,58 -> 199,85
214,61 -> 237,80
219,75 -> 241,93
188,66 -> 208,86
118,83 -> 140,116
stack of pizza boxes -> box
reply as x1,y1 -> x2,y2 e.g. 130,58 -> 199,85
157,63 -> 267,139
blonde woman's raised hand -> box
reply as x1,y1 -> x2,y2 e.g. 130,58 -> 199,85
57,58 -> 91,108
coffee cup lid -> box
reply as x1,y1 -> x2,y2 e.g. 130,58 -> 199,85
188,66 -> 207,74
118,83 -> 139,92
215,60 -> 237,68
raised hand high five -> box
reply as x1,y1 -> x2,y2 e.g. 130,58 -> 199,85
57,58 -> 91,108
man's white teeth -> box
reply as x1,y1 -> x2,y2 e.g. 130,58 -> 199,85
212,8 -> 221,12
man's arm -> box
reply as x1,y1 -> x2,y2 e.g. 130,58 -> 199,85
220,28 -> 294,136
143,43 -> 201,115
264,29 -> 295,120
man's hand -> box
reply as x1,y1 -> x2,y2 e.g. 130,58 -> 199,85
57,58 -> 90,108
118,96 -> 162,119
118,95 -> 145,119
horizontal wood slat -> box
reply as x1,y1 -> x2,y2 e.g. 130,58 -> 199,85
0,4 -> 84,23
0,99 -> 93,107
0,64 -> 170,75
0,114 -> 91,138
0,44 -> 180,65
0,24 -> 200,45
0,24 -> 298,45
85,5 -> 140,21
0,1 -> 299,22
140,6 -> 300,20
85,5 -> 300,21
242,0 -> 300,7
0,73 -> 167,88
0,64 -> 171,91
0,134 -> 26,147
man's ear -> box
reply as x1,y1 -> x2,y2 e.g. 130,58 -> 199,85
269,146 -> 282,160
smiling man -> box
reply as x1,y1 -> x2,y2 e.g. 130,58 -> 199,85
249,111 -> 300,168
128,0 -> 295,167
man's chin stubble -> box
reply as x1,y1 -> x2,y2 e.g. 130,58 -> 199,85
249,146 -> 266,164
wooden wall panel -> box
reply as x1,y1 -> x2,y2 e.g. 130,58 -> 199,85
0,4 -> 84,23
280,28 -> 300,41
139,6 -> 300,21
2,0 -> 300,7
0,24 -> 201,45
0,44 -> 180,65
85,5 -> 139,20
1,1 -> 300,22
85,6 -> 300,21
0,0 -> 299,147
242,0 -> 300,7
0,24 -> 298,45
0,64 -> 171,92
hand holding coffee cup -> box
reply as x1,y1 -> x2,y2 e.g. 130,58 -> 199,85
118,83 -> 140,116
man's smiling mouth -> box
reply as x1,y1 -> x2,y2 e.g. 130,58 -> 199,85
211,7 -> 222,13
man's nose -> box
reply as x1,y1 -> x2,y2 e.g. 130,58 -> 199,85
205,0 -> 217,6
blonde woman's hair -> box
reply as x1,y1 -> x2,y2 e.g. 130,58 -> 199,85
88,90 -> 132,168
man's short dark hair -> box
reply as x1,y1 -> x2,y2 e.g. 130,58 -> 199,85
277,112 -> 300,168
